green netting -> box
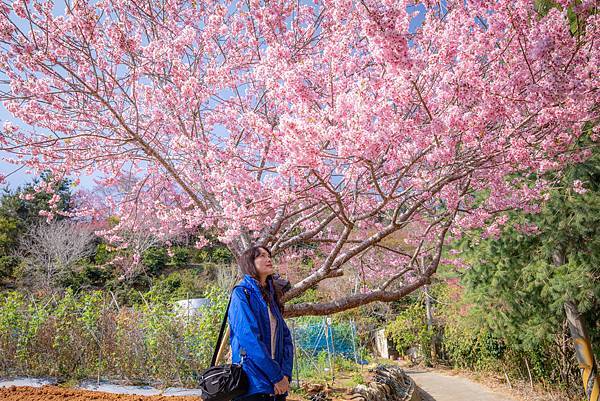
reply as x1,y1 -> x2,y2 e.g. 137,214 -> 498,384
292,320 -> 357,359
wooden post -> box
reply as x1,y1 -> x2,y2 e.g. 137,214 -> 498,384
423,285 -> 436,364
324,317 -> 334,383
291,319 -> 300,388
502,364 -> 512,389
524,358 -> 533,388
349,318 -> 359,366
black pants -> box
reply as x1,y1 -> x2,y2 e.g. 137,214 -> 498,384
237,394 -> 286,401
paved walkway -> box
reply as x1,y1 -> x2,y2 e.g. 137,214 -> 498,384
407,370 -> 516,401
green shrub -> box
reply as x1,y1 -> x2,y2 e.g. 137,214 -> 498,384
387,301 -> 434,364
94,243 -> 114,265
59,262 -> 114,290
142,247 -> 169,276
0,256 -> 19,279
0,291 -> 26,371
0,286 -> 228,385
146,270 -> 206,302
169,247 -> 191,268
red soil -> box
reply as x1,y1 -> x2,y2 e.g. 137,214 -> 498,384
0,385 -> 200,401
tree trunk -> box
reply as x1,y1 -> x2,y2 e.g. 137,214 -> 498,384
423,285 -> 437,364
554,251 -> 599,401
565,301 -> 599,401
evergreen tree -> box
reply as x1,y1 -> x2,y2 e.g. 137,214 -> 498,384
457,139 -> 599,390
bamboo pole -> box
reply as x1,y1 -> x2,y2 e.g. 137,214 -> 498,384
565,301 -> 599,401
215,326 -> 231,365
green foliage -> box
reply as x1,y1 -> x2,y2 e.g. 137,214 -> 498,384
0,291 -> 25,369
144,269 -> 207,302
0,286 -> 228,385
209,246 -> 233,264
432,143 -> 600,395
0,216 -> 18,255
287,288 -> 321,305
0,256 -> 19,279
93,243 -> 114,265
119,284 -> 227,383
170,247 -> 190,268
192,244 -> 234,265
141,246 -> 195,275
439,312 -> 505,371
0,291 -> 52,375
142,247 -> 169,276
59,262 -> 114,291
458,146 -> 600,351
179,285 -> 228,376
55,289 -> 104,376
387,300 -> 437,367
0,174 -> 73,255
349,372 -> 365,386
0,174 -> 74,289
294,350 -> 360,383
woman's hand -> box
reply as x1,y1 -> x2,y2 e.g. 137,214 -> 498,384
274,376 -> 289,395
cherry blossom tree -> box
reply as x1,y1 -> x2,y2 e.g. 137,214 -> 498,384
0,0 -> 597,316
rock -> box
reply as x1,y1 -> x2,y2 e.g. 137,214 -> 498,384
309,392 -> 331,401
302,382 -> 325,394
380,383 -> 392,397
344,395 -> 366,401
345,365 -> 418,401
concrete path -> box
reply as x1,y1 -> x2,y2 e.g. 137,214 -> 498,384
407,370 -> 516,401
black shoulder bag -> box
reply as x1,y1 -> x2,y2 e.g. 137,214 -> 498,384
198,286 -> 250,401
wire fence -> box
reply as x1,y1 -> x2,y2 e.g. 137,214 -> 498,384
289,317 -> 370,385
0,290 -> 374,387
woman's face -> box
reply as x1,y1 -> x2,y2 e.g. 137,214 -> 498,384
254,247 -> 274,280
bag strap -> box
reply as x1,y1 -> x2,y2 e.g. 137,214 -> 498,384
210,285 -> 250,367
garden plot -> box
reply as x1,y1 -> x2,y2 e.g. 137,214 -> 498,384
0,385 -> 200,401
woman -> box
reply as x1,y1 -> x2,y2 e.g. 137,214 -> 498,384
228,246 -> 294,401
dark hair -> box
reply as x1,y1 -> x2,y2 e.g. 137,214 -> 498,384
239,246 -> 284,313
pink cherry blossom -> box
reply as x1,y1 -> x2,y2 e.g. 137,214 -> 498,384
0,0 -> 597,315
573,179 -> 588,195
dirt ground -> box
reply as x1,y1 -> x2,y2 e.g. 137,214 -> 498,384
0,385 -> 201,401
1,363 -> 571,401
0,385 -> 312,401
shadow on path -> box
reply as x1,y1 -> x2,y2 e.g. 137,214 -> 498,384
418,388 -> 437,401
407,370 -> 516,401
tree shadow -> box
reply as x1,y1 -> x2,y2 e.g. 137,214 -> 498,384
418,388 -> 437,401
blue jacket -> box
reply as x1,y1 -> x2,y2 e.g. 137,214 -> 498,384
228,275 -> 294,397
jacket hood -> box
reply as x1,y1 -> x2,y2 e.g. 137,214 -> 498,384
240,274 -> 262,293
240,273 -> 291,295
240,274 -> 276,296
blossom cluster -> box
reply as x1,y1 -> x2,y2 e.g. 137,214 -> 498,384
0,0 -> 597,288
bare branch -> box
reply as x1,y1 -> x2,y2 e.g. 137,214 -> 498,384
285,274 -> 430,317
16,221 -> 95,291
